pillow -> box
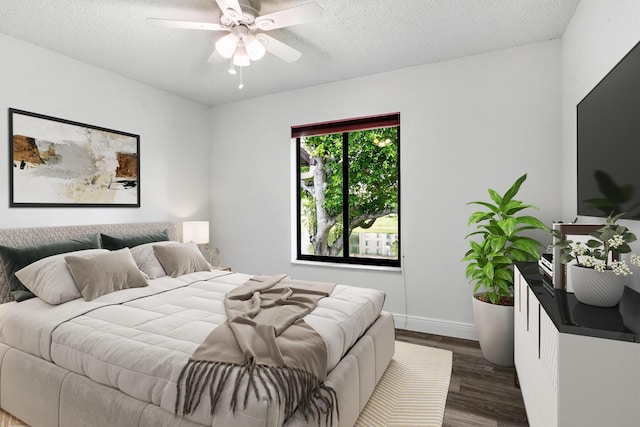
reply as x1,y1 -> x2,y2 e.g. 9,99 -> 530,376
65,248 -> 148,301
100,229 -> 170,250
0,234 -> 102,302
153,242 -> 210,278
130,241 -> 180,279
15,249 -> 109,305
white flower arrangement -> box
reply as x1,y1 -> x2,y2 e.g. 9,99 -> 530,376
553,213 -> 640,276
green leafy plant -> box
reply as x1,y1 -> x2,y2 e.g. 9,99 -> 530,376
552,212 -> 640,275
463,174 -> 548,304
300,128 -> 398,256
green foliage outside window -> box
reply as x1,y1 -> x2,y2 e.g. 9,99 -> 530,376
299,126 -> 399,264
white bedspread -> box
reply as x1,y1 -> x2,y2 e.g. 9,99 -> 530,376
0,270 -> 385,425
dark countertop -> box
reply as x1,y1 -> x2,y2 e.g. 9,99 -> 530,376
516,262 -> 640,343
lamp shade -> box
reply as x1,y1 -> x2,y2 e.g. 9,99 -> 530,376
233,43 -> 251,67
215,33 -> 239,59
244,34 -> 266,61
183,221 -> 210,244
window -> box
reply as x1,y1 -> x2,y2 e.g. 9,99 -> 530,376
293,113 -> 400,267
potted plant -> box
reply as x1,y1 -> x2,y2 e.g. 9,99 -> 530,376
552,212 -> 640,307
463,173 -> 548,366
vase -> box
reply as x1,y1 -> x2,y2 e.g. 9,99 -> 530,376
569,264 -> 627,307
472,294 -> 514,367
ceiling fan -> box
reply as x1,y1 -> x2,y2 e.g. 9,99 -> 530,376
147,0 -> 321,87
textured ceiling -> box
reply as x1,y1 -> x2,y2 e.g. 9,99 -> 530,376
0,0 -> 580,106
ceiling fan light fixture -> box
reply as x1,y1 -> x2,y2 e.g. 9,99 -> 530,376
215,33 -> 238,59
148,0 -> 321,89
244,34 -> 266,61
233,43 -> 251,67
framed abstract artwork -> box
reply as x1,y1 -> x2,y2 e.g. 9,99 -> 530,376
8,108 -> 140,207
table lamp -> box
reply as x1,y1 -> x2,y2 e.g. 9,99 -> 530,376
182,221 -> 219,266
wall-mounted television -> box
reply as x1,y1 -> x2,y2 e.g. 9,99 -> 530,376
577,39 -> 640,219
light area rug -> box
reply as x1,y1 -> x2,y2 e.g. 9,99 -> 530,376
0,411 -> 26,427
355,340 -> 453,427
0,341 -> 452,427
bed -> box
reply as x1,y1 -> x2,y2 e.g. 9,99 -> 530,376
0,222 -> 394,427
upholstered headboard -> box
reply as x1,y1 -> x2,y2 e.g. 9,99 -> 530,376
0,222 -> 178,304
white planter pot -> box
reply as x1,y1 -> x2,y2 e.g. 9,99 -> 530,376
570,264 -> 627,307
472,294 -> 514,367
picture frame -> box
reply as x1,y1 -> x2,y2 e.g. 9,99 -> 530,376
9,108 -> 140,207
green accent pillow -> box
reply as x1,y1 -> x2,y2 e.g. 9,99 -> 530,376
100,230 -> 170,250
0,234 -> 102,302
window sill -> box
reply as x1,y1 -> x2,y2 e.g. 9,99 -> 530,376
291,259 -> 402,273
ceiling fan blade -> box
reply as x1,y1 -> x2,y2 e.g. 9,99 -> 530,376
255,2 -> 322,31
215,0 -> 243,22
146,18 -> 226,31
207,50 -> 226,64
256,34 -> 302,63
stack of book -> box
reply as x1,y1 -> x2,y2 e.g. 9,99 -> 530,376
538,253 -> 555,294
538,253 -> 553,281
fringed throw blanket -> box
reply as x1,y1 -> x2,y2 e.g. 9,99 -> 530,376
175,274 -> 338,425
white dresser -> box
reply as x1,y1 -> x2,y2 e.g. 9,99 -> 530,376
514,263 -> 640,427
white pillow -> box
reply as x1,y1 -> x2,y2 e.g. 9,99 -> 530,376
153,242 -> 211,277
65,248 -> 148,301
129,241 -> 180,279
15,249 -> 109,305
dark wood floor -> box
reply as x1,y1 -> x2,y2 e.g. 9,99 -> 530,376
395,329 -> 529,427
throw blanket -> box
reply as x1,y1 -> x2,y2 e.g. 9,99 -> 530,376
175,274 -> 338,425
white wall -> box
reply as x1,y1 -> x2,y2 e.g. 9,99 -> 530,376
561,0 -> 640,290
4,0 -> 637,339
210,40 -> 562,339
0,34 -> 211,230
0,28 -> 567,339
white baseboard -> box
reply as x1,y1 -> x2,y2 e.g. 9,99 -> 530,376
391,312 -> 478,341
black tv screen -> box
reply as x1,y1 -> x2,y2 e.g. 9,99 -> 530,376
577,40 -> 640,219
